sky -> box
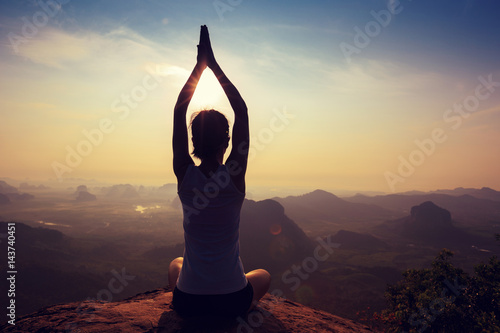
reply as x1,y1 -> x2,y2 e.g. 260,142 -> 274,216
1,0 -> 499,194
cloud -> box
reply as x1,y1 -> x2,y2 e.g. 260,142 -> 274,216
153,63 -> 188,77
14,28 -> 90,68
327,60 -> 445,97
12,26 -> 172,70
462,104 -> 500,132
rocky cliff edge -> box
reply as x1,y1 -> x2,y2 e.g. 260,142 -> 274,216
1,288 -> 377,332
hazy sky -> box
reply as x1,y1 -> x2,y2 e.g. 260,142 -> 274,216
1,0 -> 499,193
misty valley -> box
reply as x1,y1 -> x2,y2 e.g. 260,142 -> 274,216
1,179 -> 499,325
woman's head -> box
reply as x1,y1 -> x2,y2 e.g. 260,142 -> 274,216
191,109 -> 229,160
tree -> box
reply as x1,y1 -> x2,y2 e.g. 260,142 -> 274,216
378,249 -> 500,332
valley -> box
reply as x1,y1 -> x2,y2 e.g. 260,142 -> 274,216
1,180 -> 499,324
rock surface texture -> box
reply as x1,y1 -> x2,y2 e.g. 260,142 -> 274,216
1,288 -> 377,332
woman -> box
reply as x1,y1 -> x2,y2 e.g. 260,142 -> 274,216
168,25 -> 271,318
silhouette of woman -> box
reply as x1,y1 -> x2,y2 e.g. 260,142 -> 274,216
168,25 -> 271,318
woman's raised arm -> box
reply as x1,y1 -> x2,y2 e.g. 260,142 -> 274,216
200,26 -> 249,193
172,29 -> 208,185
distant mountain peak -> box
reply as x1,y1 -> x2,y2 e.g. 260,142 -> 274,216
76,191 -> 97,202
103,184 -> 140,198
293,189 -> 342,204
0,180 -> 18,194
307,189 -> 339,198
254,198 -> 286,215
409,201 -> 452,230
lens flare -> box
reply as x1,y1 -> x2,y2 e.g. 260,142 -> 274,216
269,223 -> 282,235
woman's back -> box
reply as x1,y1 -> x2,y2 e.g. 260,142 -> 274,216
176,164 -> 247,295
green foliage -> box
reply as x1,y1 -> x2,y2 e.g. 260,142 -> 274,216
376,249 -> 500,332
466,255 -> 500,332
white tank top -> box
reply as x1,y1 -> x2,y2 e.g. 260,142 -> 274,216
176,164 -> 247,295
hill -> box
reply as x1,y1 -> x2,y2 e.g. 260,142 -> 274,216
100,184 -> 140,199
0,180 -> 18,194
0,193 -> 10,204
345,192 -> 500,225
377,201 -> 495,251
0,222 -> 148,318
0,288 -> 377,332
240,199 -> 315,271
273,190 -> 396,236
330,230 -> 390,251
431,187 -> 500,201
0,180 -> 34,201
0,199 -> 315,320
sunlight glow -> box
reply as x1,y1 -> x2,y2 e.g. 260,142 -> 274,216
1,0 -> 499,192
190,70 -> 224,110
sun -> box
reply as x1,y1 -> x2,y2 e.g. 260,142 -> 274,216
190,70 -> 224,109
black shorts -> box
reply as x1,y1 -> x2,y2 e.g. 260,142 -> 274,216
172,282 -> 254,318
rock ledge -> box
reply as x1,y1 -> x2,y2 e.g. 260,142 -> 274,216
1,288 -> 377,332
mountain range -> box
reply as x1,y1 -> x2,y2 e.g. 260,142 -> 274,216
344,190 -> 500,224
1,184 -> 499,327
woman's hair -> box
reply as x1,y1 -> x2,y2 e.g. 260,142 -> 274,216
191,109 -> 229,160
